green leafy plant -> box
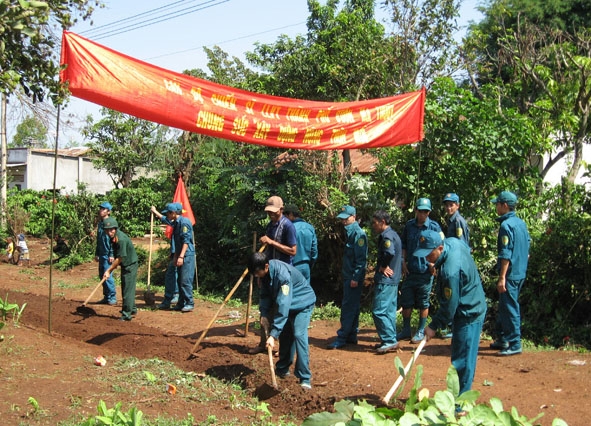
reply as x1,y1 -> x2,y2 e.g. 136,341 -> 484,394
0,293 -> 26,324
303,366 -> 568,425
251,401 -> 273,422
26,396 -> 47,419
80,400 -> 143,426
143,371 -> 157,383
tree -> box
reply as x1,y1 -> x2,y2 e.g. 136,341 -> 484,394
1,0 -> 98,226
373,77 -> 543,228
1,0 -> 98,101
11,115 -> 49,148
82,108 -> 170,188
381,0 -> 462,90
465,1 -> 591,185
247,0 -> 401,101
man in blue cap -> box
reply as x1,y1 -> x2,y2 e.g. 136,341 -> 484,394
440,192 -> 470,338
417,229 -> 486,399
153,202 -> 196,312
327,205 -> 368,349
150,203 -> 181,309
443,193 -> 470,247
248,252 -> 316,389
398,197 -> 443,344
95,201 -> 116,305
490,191 -> 530,356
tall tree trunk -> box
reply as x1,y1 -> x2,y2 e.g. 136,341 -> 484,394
1,94 -> 7,228
567,138 -> 584,183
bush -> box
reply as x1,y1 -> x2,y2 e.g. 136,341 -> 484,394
521,184 -> 591,348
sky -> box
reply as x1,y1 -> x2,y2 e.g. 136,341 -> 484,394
16,0 -> 484,146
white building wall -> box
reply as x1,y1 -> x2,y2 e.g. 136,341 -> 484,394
7,148 -> 116,195
543,144 -> 591,188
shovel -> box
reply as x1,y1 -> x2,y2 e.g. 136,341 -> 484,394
267,345 -> 278,390
143,212 -> 156,306
382,338 -> 427,404
253,345 -> 280,400
76,276 -> 107,315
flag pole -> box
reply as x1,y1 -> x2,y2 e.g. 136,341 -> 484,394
192,232 -> 199,291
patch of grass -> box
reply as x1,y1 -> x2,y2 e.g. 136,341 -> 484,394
26,396 -> 49,420
311,301 -> 340,321
56,280 -> 89,290
29,275 -> 46,281
196,292 -> 244,308
0,334 -> 23,356
358,310 -> 374,327
67,394 -> 83,410
96,356 -> 254,406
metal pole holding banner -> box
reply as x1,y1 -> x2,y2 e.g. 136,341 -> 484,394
244,232 -> 257,336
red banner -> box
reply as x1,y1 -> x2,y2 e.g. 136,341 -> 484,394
60,31 -> 425,150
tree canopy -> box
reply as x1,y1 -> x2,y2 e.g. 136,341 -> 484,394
11,115 -> 49,148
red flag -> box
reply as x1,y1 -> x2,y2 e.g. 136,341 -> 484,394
173,177 -> 196,225
165,177 -> 195,239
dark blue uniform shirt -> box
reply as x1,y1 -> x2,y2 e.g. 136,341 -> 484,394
496,211 -> 530,280
259,260 -> 317,339
374,226 -> 402,286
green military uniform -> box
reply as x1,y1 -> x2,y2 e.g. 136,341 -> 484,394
104,217 -> 138,321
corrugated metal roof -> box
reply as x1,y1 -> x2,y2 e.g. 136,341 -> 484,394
31,147 -> 91,157
346,149 -> 378,174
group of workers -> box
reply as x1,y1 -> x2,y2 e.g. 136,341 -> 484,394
91,189 -> 529,400
247,191 -> 529,401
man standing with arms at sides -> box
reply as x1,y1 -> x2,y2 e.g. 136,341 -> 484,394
417,230 -> 486,401
249,195 -> 297,354
283,204 -> 318,285
371,210 -> 402,353
490,191 -> 530,356
156,202 -> 196,312
327,205 -> 368,349
95,201 -> 116,305
102,217 -> 138,321
398,198 -> 443,344
443,193 -> 470,247
151,204 -> 180,309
